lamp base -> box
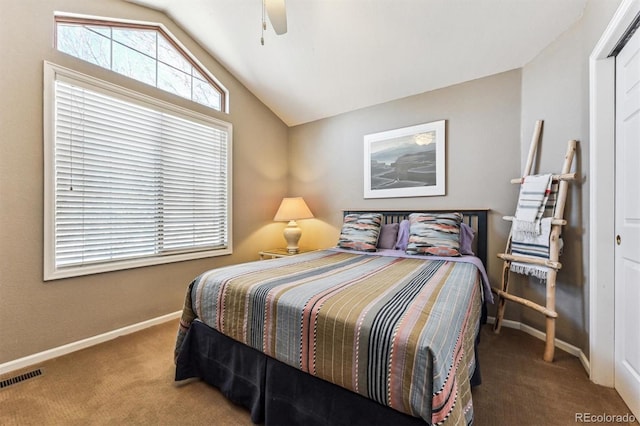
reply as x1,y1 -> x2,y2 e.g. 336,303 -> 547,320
283,220 -> 302,254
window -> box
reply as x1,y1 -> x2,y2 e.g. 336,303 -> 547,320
44,62 -> 232,280
54,15 -> 227,112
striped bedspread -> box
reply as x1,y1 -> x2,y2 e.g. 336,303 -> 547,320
175,249 -> 485,425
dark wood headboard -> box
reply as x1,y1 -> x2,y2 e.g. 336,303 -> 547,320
342,209 -> 489,268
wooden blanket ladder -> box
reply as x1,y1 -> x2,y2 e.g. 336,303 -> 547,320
492,120 -> 577,362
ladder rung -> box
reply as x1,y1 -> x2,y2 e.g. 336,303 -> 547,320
498,253 -> 562,270
492,288 -> 558,318
510,172 -> 576,184
502,216 -> 567,226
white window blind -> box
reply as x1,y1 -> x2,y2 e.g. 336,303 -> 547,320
44,63 -> 232,280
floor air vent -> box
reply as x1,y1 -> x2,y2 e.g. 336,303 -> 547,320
0,369 -> 42,389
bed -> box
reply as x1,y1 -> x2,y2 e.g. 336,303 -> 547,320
174,209 -> 491,425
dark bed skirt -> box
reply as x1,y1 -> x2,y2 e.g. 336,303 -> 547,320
175,319 -> 484,426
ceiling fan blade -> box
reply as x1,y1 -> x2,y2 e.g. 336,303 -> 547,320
265,0 -> 287,35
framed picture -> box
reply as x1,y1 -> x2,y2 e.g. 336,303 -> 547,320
363,120 -> 446,198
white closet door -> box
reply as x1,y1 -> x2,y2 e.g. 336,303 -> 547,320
615,24 -> 640,420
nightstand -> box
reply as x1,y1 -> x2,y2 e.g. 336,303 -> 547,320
259,248 -> 310,260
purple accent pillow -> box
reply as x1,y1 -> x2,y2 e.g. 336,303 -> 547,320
377,223 -> 399,249
459,222 -> 475,255
395,219 -> 410,251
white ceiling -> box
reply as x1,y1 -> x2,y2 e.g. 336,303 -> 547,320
126,0 -> 587,126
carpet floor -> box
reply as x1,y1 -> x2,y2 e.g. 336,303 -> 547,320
0,320 -> 636,425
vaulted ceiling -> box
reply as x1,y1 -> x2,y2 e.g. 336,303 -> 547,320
126,0 -> 587,126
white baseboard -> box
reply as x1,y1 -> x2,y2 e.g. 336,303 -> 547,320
2,313 -> 592,382
0,311 -> 181,376
486,316 -> 591,375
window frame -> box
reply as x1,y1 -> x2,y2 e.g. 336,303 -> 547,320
53,13 -> 229,114
43,61 -> 233,281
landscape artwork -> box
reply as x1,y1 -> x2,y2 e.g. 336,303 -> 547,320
363,120 -> 446,198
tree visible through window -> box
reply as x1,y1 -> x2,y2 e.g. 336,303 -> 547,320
55,16 -> 226,111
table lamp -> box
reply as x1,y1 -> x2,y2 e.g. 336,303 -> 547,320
273,197 -> 314,253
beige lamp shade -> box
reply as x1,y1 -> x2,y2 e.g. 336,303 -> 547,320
273,197 -> 313,253
273,197 -> 314,221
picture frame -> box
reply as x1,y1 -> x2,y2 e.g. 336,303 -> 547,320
363,120 -> 446,199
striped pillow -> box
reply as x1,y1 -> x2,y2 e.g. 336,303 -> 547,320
406,212 -> 462,257
337,213 -> 383,252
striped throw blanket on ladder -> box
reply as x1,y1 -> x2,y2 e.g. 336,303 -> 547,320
510,174 -> 558,280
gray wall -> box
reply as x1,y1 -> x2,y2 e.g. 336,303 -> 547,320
0,0 -> 288,364
0,0 -> 623,365
288,0 -> 622,356
519,0 -> 621,354
288,70 -> 523,298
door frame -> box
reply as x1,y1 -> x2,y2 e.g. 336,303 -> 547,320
589,0 -> 640,387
